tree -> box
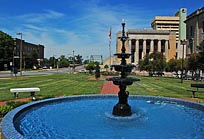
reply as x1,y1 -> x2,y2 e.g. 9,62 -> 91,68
0,31 -> 13,70
138,52 -> 166,76
166,58 -> 178,72
95,62 -> 100,79
187,53 -> 199,77
75,54 -> 83,64
196,41 -> 204,71
58,55 -> 69,68
86,61 -> 96,74
25,50 -> 39,69
49,56 -> 56,68
104,64 -> 109,71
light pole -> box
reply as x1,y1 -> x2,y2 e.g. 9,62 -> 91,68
73,50 -> 75,72
17,32 -> 23,76
180,39 -> 187,83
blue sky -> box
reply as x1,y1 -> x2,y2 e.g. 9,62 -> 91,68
0,0 -> 203,59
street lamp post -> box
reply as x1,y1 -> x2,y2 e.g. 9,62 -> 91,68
17,32 -> 23,76
180,40 -> 187,83
73,50 -> 75,72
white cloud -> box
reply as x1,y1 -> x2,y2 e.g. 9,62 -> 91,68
17,10 -> 65,23
2,1 -> 155,59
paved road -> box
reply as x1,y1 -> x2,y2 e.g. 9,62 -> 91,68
0,65 -> 86,78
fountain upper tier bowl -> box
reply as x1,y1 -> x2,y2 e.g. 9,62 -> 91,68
111,65 -> 135,72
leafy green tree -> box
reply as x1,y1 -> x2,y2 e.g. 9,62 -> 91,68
0,31 -> 13,70
196,41 -> 204,71
138,52 -> 166,76
25,50 -> 39,69
43,58 -> 50,67
187,53 -> 199,77
166,58 -> 178,72
83,59 -> 89,64
49,56 -> 56,68
86,61 -> 96,74
95,62 -> 100,79
75,54 -> 83,64
58,55 -> 69,68
104,64 -> 109,71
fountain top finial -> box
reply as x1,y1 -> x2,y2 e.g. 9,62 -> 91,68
122,19 -> 125,24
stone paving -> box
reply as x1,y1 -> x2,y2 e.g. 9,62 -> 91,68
100,80 -> 119,94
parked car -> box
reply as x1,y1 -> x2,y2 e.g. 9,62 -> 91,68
172,73 -> 180,78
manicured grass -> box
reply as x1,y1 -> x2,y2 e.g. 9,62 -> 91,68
128,75 -> 204,100
0,73 -> 203,102
0,74 -> 104,102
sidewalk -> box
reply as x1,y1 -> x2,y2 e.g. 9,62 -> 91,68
100,80 -> 119,94
0,98 -> 31,106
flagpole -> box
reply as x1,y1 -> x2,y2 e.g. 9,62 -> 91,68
109,27 -> 112,69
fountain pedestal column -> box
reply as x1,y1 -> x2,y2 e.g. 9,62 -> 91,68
112,85 -> 132,116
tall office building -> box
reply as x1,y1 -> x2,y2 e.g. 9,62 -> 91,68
151,8 -> 187,59
151,16 -> 179,41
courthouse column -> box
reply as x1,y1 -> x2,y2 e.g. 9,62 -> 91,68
128,39 -> 132,63
142,39 -> 146,59
135,40 -> 139,64
165,40 -> 169,60
158,40 -> 161,52
150,40 -> 154,54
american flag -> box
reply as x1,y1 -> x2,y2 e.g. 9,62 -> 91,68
109,27 -> 112,39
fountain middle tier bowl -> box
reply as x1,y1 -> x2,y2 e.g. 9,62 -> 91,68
111,65 -> 135,72
114,53 -> 131,58
2,95 -> 204,139
106,77 -> 140,86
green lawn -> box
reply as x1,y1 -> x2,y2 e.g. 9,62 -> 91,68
0,73 -> 203,102
128,76 -> 198,98
0,74 -> 104,102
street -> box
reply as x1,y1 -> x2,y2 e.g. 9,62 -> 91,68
0,65 -> 86,78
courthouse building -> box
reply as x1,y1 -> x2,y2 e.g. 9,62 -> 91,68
115,29 -> 176,65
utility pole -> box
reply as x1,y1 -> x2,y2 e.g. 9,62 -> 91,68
73,50 -> 75,72
17,33 -> 22,76
180,40 -> 187,83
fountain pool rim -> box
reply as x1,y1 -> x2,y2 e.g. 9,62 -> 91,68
2,94 -> 204,139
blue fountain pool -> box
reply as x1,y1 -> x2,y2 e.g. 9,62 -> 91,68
2,95 -> 204,139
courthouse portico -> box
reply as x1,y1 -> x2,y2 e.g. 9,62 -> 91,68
116,29 -> 177,65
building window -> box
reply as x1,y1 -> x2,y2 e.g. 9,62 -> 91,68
190,26 -> 193,36
202,21 -> 204,33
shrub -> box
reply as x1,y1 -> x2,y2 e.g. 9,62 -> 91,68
0,101 -> 28,117
0,105 -> 13,116
6,101 -> 27,108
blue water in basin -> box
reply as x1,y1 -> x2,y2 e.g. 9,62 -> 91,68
14,96 -> 204,139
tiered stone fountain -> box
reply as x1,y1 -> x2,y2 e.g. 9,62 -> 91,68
106,19 -> 140,116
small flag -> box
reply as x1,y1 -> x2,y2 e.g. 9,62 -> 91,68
109,27 -> 112,39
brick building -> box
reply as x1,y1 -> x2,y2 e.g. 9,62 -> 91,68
13,38 -> 45,69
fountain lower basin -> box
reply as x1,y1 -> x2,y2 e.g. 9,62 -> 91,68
2,95 -> 204,139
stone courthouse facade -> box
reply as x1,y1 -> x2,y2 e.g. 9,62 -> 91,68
115,30 -> 176,65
